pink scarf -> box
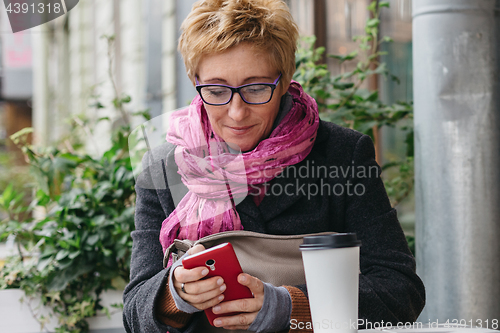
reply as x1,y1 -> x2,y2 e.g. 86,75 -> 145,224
159,81 -> 319,257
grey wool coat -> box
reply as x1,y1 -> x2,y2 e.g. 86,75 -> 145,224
122,119 -> 426,333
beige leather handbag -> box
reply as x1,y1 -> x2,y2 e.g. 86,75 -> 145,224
164,230 -> 336,287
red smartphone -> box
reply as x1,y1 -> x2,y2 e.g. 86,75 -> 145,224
181,242 -> 253,325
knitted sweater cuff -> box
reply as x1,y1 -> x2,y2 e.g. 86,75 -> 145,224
155,276 -> 194,328
283,286 -> 313,333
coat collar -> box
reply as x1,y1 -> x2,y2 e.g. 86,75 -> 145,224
156,120 -> 329,230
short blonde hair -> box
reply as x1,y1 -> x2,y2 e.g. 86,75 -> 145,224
178,0 -> 299,92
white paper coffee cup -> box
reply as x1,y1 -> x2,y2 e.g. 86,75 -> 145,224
300,233 -> 361,333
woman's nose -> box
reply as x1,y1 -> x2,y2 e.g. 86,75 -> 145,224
227,92 -> 248,122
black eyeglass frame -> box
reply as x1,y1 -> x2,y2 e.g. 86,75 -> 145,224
195,73 -> 282,106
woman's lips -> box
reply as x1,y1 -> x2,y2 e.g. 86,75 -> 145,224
227,125 -> 254,134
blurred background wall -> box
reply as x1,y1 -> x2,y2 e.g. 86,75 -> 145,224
0,0 -> 413,156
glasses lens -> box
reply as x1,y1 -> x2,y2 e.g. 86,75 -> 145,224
200,86 -> 232,105
240,85 -> 273,104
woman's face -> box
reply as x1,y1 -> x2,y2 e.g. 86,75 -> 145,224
196,43 -> 286,152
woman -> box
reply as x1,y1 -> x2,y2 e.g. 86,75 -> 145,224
123,0 -> 425,332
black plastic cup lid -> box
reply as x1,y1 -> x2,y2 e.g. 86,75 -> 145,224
300,233 -> 361,250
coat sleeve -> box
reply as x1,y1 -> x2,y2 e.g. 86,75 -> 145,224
344,134 -> 425,326
122,151 -> 203,333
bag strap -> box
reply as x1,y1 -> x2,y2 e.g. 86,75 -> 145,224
164,238 -> 195,266
193,230 -> 320,244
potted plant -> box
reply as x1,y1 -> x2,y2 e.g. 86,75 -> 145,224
0,34 -> 148,332
0,106 -> 143,332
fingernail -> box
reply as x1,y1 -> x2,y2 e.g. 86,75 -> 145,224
217,278 -> 223,285
240,275 -> 246,282
218,295 -> 224,301
202,269 -> 209,275
213,305 -> 221,313
214,319 -> 222,326
220,284 -> 226,292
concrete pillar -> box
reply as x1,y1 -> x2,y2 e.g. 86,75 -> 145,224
144,0 -> 164,120
68,0 -> 94,117
176,0 -> 198,108
31,24 -> 49,146
162,0 -> 176,114
413,0 -> 500,323
120,0 -> 146,114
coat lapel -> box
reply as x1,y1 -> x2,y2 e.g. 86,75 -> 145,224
234,195 -> 267,233
257,121 -> 329,222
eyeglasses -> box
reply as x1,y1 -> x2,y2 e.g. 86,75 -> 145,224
195,73 -> 282,106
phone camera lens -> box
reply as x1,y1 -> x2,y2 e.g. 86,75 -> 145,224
206,259 -> 216,271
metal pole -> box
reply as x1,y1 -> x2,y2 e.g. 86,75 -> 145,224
413,0 -> 500,323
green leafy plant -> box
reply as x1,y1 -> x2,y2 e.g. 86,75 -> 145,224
0,147 -> 33,218
293,1 -> 415,253
0,35 -> 144,333
1,127 -> 136,331
294,0 -> 414,209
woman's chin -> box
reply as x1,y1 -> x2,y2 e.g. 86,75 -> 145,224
226,141 -> 256,153
223,131 -> 259,152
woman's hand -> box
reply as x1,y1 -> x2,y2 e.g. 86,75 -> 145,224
172,244 -> 227,310
211,273 -> 265,330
